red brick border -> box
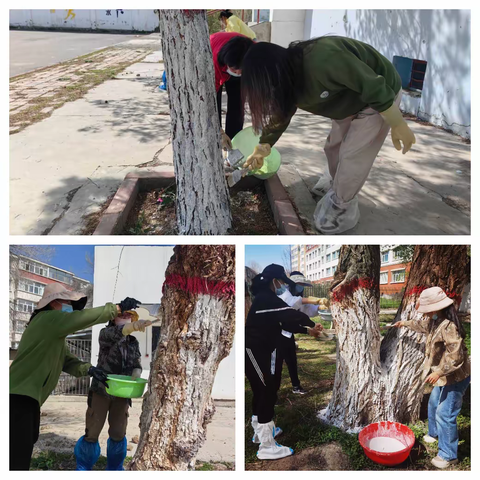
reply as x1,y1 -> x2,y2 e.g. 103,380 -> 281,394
92,170 -> 305,235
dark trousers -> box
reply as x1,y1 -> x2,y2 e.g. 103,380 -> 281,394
245,347 -> 278,424
10,394 -> 41,471
277,334 -> 301,388
216,75 -> 244,140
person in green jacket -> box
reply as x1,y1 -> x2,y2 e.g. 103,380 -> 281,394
239,36 -> 416,234
9,282 -> 141,471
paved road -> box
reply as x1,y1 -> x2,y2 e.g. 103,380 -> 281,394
10,30 -> 146,77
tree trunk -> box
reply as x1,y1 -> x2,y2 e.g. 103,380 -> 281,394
158,10 -> 232,235
129,246 -> 235,470
322,245 -> 468,431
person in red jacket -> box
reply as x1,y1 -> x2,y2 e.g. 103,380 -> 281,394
210,32 -> 254,148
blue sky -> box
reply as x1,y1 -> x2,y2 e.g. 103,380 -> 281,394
245,245 -> 292,272
48,245 -> 95,282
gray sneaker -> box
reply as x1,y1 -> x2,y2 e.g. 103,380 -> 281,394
423,434 -> 438,444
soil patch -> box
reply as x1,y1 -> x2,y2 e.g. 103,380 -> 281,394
246,443 -> 351,471
122,183 -> 278,235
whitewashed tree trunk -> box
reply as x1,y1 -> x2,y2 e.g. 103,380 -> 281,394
322,245 -> 468,431
129,246 -> 235,470
158,10 -> 232,234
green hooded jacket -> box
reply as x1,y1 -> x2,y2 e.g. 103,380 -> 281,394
9,303 -> 118,406
260,36 -> 402,146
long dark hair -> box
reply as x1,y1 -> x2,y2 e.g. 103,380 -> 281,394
241,41 -> 304,134
217,36 -> 254,69
441,304 -> 466,338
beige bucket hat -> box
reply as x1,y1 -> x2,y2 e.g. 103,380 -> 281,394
36,283 -> 88,311
415,286 -> 454,313
289,272 -> 313,287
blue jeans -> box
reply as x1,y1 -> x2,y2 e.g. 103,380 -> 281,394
428,375 -> 470,461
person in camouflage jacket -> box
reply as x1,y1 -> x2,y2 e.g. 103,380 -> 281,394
394,286 -> 470,469
75,308 -> 152,471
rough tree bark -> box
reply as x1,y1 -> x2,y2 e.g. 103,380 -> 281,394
129,246 -> 235,470
158,10 -> 232,235
322,245 -> 469,431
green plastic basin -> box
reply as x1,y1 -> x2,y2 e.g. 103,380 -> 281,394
231,126 -> 281,179
105,374 -> 148,399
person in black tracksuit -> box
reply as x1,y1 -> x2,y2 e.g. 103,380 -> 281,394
245,264 -> 323,460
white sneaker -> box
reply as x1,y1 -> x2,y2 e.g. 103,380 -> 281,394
251,415 -> 282,443
423,434 -> 438,444
431,455 -> 458,469
257,421 -> 293,460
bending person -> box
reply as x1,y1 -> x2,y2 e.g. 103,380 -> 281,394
393,287 -> 470,469
9,282 -> 141,471
75,310 -> 152,471
239,36 -> 416,233
276,271 -> 329,394
246,264 -> 323,460
219,10 -> 256,39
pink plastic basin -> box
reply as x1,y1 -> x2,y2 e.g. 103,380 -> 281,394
359,421 -> 415,466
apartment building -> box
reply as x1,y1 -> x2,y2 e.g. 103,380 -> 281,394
290,245 -> 410,291
9,253 -> 92,350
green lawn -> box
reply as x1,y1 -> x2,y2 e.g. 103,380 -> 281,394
245,323 -> 471,471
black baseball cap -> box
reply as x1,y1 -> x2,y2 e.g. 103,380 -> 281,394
261,264 -> 294,286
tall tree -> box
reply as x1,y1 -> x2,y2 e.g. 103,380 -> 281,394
158,10 -> 232,234
322,245 -> 469,431
129,245 -> 235,470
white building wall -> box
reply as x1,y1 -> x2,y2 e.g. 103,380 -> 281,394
93,246 -> 235,400
270,9 -> 307,47
10,9 -> 159,32
306,9 -> 470,138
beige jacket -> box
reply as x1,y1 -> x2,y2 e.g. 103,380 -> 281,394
403,317 -> 470,387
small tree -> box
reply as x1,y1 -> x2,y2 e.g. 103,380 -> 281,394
322,245 -> 469,431
158,10 -> 232,235
129,245 -> 235,470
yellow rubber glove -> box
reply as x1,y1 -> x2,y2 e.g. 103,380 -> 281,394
221,130 -> 232,150
243,144 -> 271,171
122,320 -> 152,336
380,103 -> 416,154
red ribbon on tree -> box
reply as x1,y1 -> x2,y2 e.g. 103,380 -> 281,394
163,274 -> 235,299
331,277 -> 378,303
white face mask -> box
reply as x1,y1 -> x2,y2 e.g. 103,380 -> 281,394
227,68 -> 241,77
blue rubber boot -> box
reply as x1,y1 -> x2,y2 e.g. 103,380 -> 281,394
106,437 -> 127,471
74,436 -> 101,471
159,71 -> 167,90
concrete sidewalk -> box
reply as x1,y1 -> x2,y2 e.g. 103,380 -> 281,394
36,396 -> 235,463
274,110 -> 470,235
10,34 -> 173,235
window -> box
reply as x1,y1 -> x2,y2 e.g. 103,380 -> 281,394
322,270 -> 324,277
326,267 -> 331,276
392,269 -> 406,283
382,252 -> 389,263
393,250 -> 402,261
393,56 -> 428,92
380,272 -> 389,284
326,254 -> 331,262
16,321 -> 27,334
16,299 -> 36,313
332,266 -> 337,274
18,279 -> 45,296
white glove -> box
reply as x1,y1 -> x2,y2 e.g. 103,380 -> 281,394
131,368 -> 142,380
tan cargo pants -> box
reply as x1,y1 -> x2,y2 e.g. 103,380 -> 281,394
324,91 -> 402,202
84,391 -> 130,443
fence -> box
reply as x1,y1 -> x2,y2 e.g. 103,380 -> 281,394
52,339 -> 91,396
304,282 -> 331,299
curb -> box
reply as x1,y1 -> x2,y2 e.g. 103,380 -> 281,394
265,174 -> 305,235
92,170 -> 305,235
